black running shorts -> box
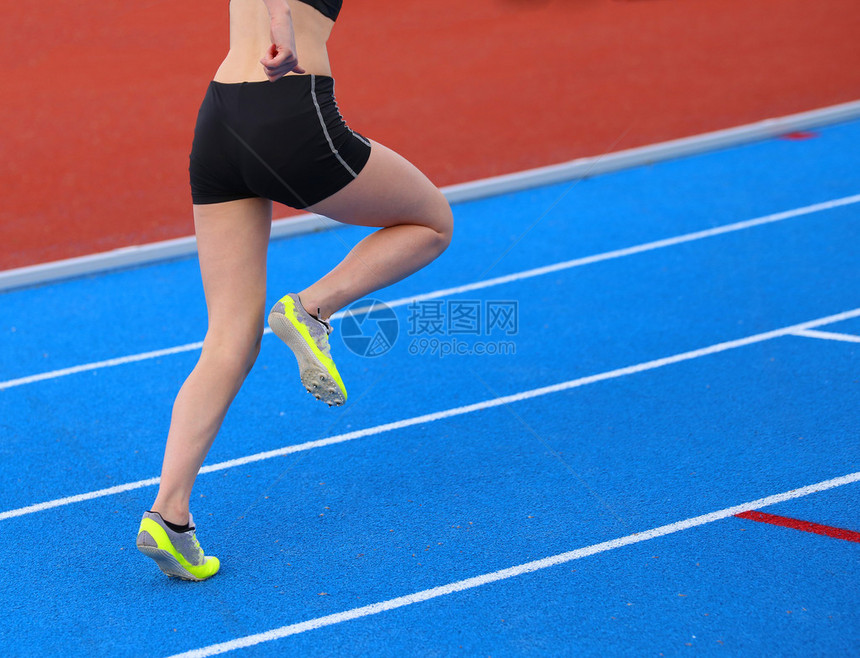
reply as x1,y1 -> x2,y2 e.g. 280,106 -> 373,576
189,74 -> 372,209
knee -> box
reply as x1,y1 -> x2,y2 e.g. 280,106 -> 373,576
243,331 -> 263,375
248,331 -> 263,373
427,192 -> 454,256
202,324 -> 263,378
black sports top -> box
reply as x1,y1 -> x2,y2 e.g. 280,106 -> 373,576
243,0 -> 341,21
297,0 -> 341,21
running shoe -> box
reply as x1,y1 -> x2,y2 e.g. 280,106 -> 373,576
136,511 -> 220,581
268,293 -> 347,406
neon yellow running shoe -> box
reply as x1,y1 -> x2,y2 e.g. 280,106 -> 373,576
268,293 -> 347,407
136,511 -> 220,581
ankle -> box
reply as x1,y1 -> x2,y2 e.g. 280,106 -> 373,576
148,510 -> 192,533
151,500 -> 190,527
297,293 -> 330,322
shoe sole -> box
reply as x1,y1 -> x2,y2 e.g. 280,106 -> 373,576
137,545 -> 206,581
268,309 -> 346,407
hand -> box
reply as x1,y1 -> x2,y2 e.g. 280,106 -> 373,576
260,15 -> 306,81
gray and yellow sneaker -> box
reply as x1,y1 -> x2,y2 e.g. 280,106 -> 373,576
268,293 -> 347,406
136,511 -> 220,581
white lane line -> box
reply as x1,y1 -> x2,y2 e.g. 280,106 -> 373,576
790,328 -> 860,344
0,478 -> 162,522
379,194 -> 860,309
0,341 -> 206,390
2,193 -> 859,393
167,471 -> 860,658
3,306 -> 858,523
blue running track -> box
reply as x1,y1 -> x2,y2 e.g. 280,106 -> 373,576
1,120 -> 858,657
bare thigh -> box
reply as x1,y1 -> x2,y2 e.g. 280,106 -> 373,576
307,140 -> 452,232
193,197 -> 273,349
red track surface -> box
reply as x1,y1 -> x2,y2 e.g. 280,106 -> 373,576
1,0 -> 859,270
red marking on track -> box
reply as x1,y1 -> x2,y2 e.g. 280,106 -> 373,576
779,130 -> 820,140
735,510 -> 860,543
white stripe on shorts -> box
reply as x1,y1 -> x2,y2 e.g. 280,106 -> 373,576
311,74 -> 359,178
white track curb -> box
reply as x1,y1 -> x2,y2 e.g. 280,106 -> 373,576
2,99 -> 858,293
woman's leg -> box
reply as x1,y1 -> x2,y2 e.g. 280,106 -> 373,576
297,140 -> 453,320
151,197 -> 272,526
